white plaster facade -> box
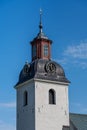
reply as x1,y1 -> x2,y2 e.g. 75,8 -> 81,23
16,78 -> 69,130
16,80 -> 35,130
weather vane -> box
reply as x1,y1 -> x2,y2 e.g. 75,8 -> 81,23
40,8 -> 42,15
39,8 -> 43,33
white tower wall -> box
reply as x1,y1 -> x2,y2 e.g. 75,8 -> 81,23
16,80 -> 35,130
16,78 -> 69,130
35,79 -> 69,130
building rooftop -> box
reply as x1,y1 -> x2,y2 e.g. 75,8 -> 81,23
70,113 -> 87,130
15,59 -> 69,86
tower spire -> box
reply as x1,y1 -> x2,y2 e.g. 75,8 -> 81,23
30,9 -> 52,61
39,9 -> 43,33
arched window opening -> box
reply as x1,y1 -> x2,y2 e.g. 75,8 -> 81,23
32,45 -> 36,57
44,44 -> 48,56
49,89 -> 56,104
24,91 -> 28,106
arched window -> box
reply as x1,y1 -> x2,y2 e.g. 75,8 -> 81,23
49,89 -> 56,104
32,45 -> 36,57
23,91 -> 28,106
44,44 -> 48,56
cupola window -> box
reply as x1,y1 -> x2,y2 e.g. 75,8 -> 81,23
23,91 -> 28,106
44,44 -> 48,56
49,89 -> 56,104
32,45 -> 36,57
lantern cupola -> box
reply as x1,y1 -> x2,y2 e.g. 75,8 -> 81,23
31,9 -> 52,61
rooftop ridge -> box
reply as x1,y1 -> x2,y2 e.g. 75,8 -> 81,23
70,112 -> 87,116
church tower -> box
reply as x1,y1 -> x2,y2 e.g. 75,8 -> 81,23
15,11 -> 70,130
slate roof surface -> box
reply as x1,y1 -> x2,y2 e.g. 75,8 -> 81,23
70,113 -> 87,130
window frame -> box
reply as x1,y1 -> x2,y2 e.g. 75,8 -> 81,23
43,44 -> 48,57
49,89 -> 56,105
23,91 -> 28,106
32,45 -> 37,57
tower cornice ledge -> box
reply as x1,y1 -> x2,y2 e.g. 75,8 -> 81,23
14,78 -> 34,89
34,78 -> 70,86
14,77 -> 70,89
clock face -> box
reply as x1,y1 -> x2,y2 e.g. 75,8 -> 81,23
46,62 -> 56,73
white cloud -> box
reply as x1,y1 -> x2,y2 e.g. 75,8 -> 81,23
51,58 -> 68,65
82,108 -> 87,113
79,62 -> 87,69
58,42 -> 87,69
0,102 -> 16,108
52,42 -> 87,69
0,120 -> 16,130
70,102 -> 87,113
71,102 -> 82,107
57,58 -> 68,65
64,43 -> 87,59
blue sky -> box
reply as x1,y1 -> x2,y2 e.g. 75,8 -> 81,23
0,0 -> 87,130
